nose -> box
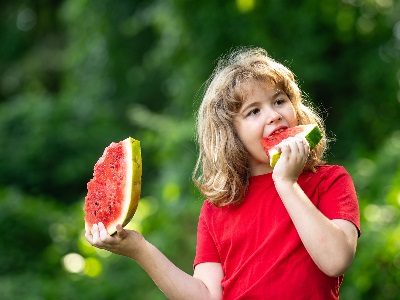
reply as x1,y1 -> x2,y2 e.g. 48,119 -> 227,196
265,109 -> 282,124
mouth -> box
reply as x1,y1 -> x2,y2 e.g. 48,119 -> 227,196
268,126 -> 288,137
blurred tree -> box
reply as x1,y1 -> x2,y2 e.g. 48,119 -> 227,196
0,0 -> 399,299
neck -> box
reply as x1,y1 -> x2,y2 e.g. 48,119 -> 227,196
249,162 -> 273,176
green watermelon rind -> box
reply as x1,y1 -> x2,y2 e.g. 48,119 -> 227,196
269,149 -> 281,168
268,124 -> 322,168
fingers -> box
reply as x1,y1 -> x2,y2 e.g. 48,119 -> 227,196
85,222 -> 128,248
276,137 -> 309,156
293,137 -> 309,157
91,223 -> 101,245
87,222 -> 111,246
98,222 -> 111,241
85,224 -> 93,244
274,137 -> 310,169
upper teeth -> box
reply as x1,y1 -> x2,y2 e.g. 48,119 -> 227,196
273,128 -> 285,134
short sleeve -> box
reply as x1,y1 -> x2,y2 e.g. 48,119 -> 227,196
193,202 -> 221,269
318,166 -> 361,236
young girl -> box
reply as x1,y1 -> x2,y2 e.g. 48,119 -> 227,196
85,47 -> 360,299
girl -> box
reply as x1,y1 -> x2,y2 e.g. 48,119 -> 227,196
85,47 -> 360,299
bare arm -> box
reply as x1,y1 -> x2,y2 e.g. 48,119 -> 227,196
273,137 -> 358,277
86,223 -> 223,299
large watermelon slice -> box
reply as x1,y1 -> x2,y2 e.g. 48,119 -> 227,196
84,137 -> 142,235
261,124 -> 322,168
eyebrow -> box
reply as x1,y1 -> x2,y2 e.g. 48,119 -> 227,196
239,101 -> 259,114
274,90 -> 286,98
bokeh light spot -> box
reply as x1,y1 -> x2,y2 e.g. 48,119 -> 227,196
356,158 -> 376,177
236,0 -> 256,13
62,253 -> 85,273
162,182 -> 180,203
84,257 -> 102,277
17,7 -> 37,31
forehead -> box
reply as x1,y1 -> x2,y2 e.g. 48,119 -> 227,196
238,79 -> 284,102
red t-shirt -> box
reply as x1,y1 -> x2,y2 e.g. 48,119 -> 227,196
194,165 -> 360,299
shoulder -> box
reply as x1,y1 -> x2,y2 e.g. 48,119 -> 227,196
299,165 -> 354,191
315,164 -> 348,175
316,165 -> 354,184
305,165 -> 357,202
201,200 -> 218,211
199,200 -> 220,220
303,165 -> 351,180
199,199 -> 236,226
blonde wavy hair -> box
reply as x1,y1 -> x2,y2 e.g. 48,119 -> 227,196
192,47 -> 327,207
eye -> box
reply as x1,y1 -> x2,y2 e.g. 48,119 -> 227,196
246,108 -> 260,117
275,99 -> 286,106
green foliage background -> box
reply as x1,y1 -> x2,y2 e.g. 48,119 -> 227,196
1,0 -> 400,299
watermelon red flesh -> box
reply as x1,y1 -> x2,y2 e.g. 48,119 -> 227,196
261,124 -> 322,167
262,126 -> 305,154
84,137 -> 142,235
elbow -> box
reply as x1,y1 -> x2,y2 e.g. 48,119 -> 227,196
317,220 -> 359,277
319,253 -> 355,277
322,266 -> 349,278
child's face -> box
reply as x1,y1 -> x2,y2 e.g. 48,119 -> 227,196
233,79 -> 298,175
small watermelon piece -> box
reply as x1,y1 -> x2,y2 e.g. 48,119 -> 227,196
84,137 -> 142,235
261,124 -> 322,168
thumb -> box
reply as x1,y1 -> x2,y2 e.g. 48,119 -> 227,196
116,224 -> 128,239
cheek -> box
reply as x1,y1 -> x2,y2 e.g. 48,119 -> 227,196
234,122 -> 252,145
233,123 -> 247,148
235,127 -> 248,147
292,113 -> 299,126
287,106 -> 298,126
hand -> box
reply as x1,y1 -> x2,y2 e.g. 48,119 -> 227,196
272,136 -> 310,183
85,222 -> 145,259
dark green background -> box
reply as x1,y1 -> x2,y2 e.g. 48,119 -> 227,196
1,0 -> 400,299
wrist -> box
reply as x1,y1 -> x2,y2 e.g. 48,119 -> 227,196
273,176 -> 298,195
272,174 -> 296,186
123,231 -> 147,260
